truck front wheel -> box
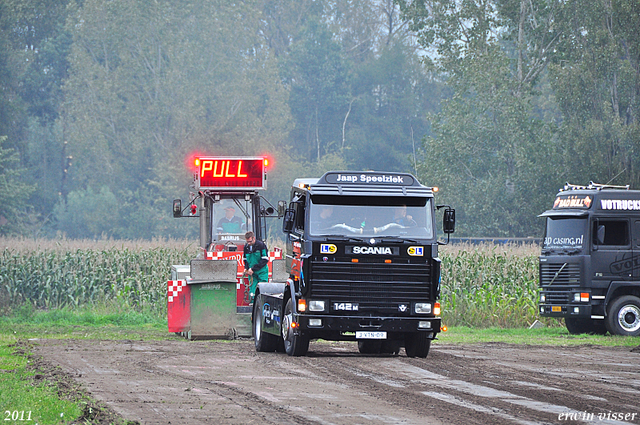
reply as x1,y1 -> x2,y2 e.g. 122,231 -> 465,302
605,295 -> 640,336
253,297 -> 278,352
405,332 -> 431,358
282,299 -> 309,356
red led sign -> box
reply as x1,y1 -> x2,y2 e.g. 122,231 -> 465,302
196,157 -> 265,190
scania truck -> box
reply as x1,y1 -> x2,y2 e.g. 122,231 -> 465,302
252,171 -> 455,357
538,182 -> 640,336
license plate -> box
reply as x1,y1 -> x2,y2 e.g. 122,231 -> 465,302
356,331 -> 387,339
551,306 -> 562,312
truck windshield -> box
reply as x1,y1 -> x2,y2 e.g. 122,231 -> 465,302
309,195 -> 434,239
543,217 -> 587,252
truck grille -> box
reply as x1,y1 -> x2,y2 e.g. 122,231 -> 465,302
543,288 -> 572,304
309,259 -> 431,314
539,263 -> 581,286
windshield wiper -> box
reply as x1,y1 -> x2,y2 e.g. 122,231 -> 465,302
320,235 -> 366,243
379,236 -> 420,244
548,262 -> 567,285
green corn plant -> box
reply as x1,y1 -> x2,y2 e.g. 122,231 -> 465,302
439,243 -> 557,328
0,239 -> 198,315
1,238 -> 558,328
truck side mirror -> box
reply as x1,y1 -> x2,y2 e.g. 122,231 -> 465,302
173,199 -> 182,218
443,208 -> 455,234
282,208 -> 296,233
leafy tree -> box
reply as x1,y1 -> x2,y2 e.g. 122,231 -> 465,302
1,0 -> 71,121
279,0 -> 441,173
0,1 -> 28,148
0,0 -> 72,223
0,136 -> 36,235
59,0 -> 291,238
259,0 -> 321,57
419,48 -> 556,236
343,42 -> 441,173
398,0 -> 562,236
281,16 -> 350,162
63,0 -> 290,185
52,186 -> 119,238
549,0 -> 640,188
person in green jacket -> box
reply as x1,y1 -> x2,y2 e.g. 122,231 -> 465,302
243,231 -> 269,302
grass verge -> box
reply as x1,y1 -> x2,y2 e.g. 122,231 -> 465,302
0,303 -> 171,341
0,307 -> 170,425
0,334 -> 82,424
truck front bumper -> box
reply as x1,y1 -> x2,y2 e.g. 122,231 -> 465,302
295,314 -> 441,340
539,303 -> 593,318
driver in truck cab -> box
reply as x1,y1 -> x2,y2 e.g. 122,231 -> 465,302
313,205 -> 337,231
394,205 -> 417,227
217,206 -> 245,233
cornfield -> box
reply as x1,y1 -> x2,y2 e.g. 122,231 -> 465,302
1,238 -> 550,328
0,238 -> 198,315
439,243 -> 549,328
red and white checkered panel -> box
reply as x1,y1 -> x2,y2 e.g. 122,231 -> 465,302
167,280 -> 190,333
167,280 -> 187,303
269,248 -> 283,261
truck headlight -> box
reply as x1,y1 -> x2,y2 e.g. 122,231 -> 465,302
415,303 -> 432,314
308,318 -> 323,327
540,294 -> 546,303
308,300 -> 326,312
418,321 -> 432,329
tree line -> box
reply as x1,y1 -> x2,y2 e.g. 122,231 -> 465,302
0,0 -> 638,239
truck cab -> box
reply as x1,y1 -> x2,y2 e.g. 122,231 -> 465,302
253,171 -> 455,357
539,182 -> 640,336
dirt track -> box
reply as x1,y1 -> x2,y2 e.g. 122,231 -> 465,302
31,338 -> 640,425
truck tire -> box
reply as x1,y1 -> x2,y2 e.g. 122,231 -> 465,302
282,299 -> 309,356
564,318 -> 607,335
405,332 -> 431,358
605,295 -> 640,336
253,298 -> 277,352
